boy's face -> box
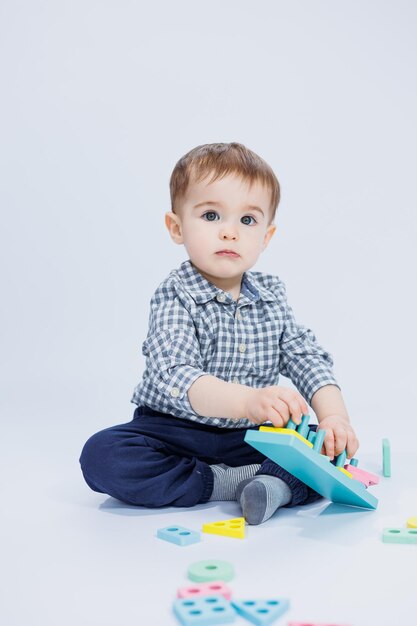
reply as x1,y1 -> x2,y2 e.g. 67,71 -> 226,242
165,172 -> 276,291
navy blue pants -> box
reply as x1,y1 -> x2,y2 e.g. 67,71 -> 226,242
79,405 -> 321,508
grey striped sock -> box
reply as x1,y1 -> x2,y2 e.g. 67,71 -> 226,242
236,475 -> 292,525
209,463 -> 261,501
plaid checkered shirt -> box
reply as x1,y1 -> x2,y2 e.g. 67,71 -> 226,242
131,260 -> 339,428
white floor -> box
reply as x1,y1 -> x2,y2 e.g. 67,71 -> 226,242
3,409 -> 416,626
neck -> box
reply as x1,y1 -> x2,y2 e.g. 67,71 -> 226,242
191,262 -> 243,299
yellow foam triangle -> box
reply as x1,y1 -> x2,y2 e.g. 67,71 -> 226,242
202,517 -> 245,539
259,426 -> 313,448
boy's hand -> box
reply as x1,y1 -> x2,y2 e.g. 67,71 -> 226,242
244,385 -> 309,428
316,415 -> 359,460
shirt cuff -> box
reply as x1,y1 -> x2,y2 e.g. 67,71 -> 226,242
157,365 -> 207,416
302,376 -> 341,406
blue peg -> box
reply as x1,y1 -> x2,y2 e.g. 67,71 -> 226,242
335,449 -> 347,467
307,429 -> 317,444
313,428 -> 326,453
297,414 -> 310,438
286,418 -> 297,430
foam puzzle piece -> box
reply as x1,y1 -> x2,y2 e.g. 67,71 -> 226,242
231,598 -> 289,625
260,426 -> 313,447
188,560 -> 235,583
157,525 -> 201,546
202,517 -> 245,539
288,622 -> 351,626
382,438 -> 391,477
177,581 -> 232,600
382,528 -> 417,544
173,594 -> 236,625
244,429 -> 378,509
406,516 -> 417,529
345,464 -> 380,487
336,467 -> 353,478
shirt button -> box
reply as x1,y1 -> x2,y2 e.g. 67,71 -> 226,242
232,377 -> 239,384
216,293 -> 226,302
238,343 -> 246,353
236,310 -> 241,319
170,387 -> 180,398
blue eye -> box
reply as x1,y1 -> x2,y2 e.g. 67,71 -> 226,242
202,211 -> 218,221
201,211 -> 257,225
241,215 -> 257,225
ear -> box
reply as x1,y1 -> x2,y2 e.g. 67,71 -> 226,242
165,211 -> 184,245
261,224 -> 277,251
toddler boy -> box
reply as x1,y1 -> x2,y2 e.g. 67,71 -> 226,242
80,142 -> 359,524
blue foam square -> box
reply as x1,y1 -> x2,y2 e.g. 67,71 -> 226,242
157,525 -> 201,546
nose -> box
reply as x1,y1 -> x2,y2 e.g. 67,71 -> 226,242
219,221 -> 238,240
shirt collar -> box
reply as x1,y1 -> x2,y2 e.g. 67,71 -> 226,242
177,260 -> 277,305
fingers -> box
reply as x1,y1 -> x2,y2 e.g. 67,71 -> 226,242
322,426 -> 360,461
322,429 -> 335,459
255,386 -> 309,428
269,398 -> 290,427
346,430 -> 360,459
322,426 -> 343,460
334,426 -> 348,458
274,388 -> 308,425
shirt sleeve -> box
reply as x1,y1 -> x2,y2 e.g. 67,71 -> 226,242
141,287 -> 207,416
277,280 -> 340,404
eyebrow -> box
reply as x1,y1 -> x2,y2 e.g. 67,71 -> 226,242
193,201 -> 265,217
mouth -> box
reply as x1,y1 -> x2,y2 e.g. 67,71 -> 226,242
215,250 -> 240,258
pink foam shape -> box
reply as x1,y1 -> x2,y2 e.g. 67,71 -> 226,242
344,464 -> 380,486
177,581 -> 232,600
288,622 -> 351,626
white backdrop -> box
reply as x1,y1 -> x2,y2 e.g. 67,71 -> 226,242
1,1 -> 416,437
1,3 -> 416,624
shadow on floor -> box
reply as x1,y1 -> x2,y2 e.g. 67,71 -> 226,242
98,497 -> 220,517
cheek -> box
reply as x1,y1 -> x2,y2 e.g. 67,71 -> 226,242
243,229 -> 267,247
183,223 -> 207,248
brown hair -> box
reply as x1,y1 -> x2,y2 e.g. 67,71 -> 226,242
169,142 -> 280,224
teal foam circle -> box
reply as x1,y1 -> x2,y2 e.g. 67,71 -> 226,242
187,559 -> 234,582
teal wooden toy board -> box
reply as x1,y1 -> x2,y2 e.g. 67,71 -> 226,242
244,428 -> 378,510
